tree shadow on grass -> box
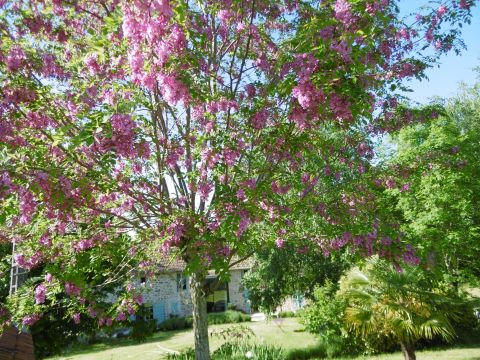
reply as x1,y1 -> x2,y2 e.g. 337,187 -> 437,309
54,328 -> 191,358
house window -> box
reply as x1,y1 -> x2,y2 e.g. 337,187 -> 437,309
177,273 -> 188,291
143,305 -> 154,321
140,276 -> 146,285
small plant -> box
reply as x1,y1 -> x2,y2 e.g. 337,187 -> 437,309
227,303 -> 238,311
210,324 -> 255,342
212,342 -> 284,360
165,348 -> 195,360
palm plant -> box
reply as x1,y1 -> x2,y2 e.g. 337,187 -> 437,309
338,258 -> 463,360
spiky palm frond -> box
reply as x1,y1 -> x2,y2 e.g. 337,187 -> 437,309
339,257 -> 461,345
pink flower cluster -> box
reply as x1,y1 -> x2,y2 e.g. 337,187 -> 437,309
158,74 -> 191,106
73,238 -> 95,252
14,252 -> 42,269
334,0 -> 354,27
19,190 -> 37,224
22,313 -> 42,326
6,46 -> 26,71
292,81 -> 324,110
329,93 -> 352,121
65,282 -> 81,297
109,114 -> 137,158
34,283 -> 46,304
251,109 -> 269,130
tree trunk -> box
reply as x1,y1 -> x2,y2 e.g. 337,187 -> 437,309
190,271 -> 210,360
400,342 -> 416,360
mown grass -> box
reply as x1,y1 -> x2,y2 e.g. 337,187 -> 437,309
46,317 -> 480,360
47,318 -> 316,360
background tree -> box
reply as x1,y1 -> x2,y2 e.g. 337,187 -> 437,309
379,79 -> 480,287
0,1 -> 475,359
243,240 -> 349,313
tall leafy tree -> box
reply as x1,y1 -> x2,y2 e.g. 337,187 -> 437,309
243,241 -> 349,312
0,0 -> 474,358
380,81 -> 480,286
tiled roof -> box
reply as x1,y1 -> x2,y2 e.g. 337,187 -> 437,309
158,255 -> 254,273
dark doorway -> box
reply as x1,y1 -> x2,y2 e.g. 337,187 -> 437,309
205,277 -> 229,313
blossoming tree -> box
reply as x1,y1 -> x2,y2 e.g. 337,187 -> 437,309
0,0 -> 475,358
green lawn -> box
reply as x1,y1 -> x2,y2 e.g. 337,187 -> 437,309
47,318 -> 316,360
335,347 -> 480,360
46,318 -> 480,360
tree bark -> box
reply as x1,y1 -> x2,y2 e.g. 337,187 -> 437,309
400,342 -> 416,360
190,271 -> 210,360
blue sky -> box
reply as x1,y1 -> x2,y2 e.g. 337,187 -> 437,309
399,1 -> 480,103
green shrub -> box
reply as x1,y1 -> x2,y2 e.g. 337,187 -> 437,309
208,310 -> 251,325
158,310 -> 250,332
158,316 -> 193,331
227,303 -> 238,311
131,318 -> 156,342
284,343 -> 326,360
300,282 -> 365,357
278,311 -> 297,318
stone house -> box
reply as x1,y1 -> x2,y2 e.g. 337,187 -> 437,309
137,258 -> 252,325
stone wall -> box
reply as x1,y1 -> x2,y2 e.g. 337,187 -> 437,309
228,269 -> 250,313
138,273 -> 192,321
138,269 -> 251,323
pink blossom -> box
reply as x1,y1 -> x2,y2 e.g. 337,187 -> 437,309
236,22 -> 246,32
459,0 -> 471,9
84,53 -> 101,75
73,239 -> 95,252
218,9 -> 234,23
292,81 -> 323,109
330,94 -> 352,121
117,312 -> 127,321
236,189 -> 246,200
65,282 -> 81,297
157,74 -> 190,105
6,46 -> 26,71
331,40 -> 352,63
251,109 -> 269,129
198,181 -> 213,201
34,283 -> 46,304
26,112 -> 55,129
275,238 -> 285,248
385,176 -> 396,189
223,149 -> 240,167
133,294 -> 143,305
437,5 -> 447,17
111,114 -> 136,135
22,313 -> 42,326
334,0 -> 353,26
289,108 -> 308,130
236,210 -> 250,237
87,307 -> 97,318
39,234 -> 52,247
45,273 -> 53,283
245,84 -> 256,98
73,312 -> 81,324
20,190 -> 36,224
